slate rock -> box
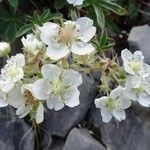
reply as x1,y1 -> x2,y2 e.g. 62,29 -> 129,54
0,107 -> 35,150
89,105 -> 145,150
63,128 -> 105,150
42,74 -> 96,137
128,24 -> 150,64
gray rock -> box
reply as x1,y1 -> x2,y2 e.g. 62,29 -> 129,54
89,106 -> 146,150
63,128 -> 105,150
42,74 -> 96,137
0,107 -> 35,150
128,24 -> 150,64
137,121 -> 150,150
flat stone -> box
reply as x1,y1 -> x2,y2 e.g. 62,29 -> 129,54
42,74 -> 96,137
0,107 -> 35,150
63,128 -> 105,150
128,24 -> 150,64
89,105 -> 146,150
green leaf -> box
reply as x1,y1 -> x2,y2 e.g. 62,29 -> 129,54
8,0 -> 18,8
5,22 -> 16,41
100,1 -> 127,16
93,5 -> 105,29
0,7 -> 11,20
0,21 -> 10,34
99,30 -> 107,46
101,43 -> 115,50
54,0 -> 66,9
16,24 -> 34,38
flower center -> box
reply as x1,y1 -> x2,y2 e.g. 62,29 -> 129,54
133,85 -> 145,95
58,23 -> 77,46
105,98 -> 119,111
24,90 -> 38,106
52,79 -> 69,100
2,63 -> 20,79
129,60 -> 141,72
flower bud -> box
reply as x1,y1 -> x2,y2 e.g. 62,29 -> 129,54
0,42 -> 10,57
21,34 -> 43,55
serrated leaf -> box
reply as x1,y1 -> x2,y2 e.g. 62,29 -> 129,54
93,5 -> 105,29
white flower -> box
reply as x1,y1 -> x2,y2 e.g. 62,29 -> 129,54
0,42 -> 10,57
39,17 -> 96,60
95,86 -> 131,123
32,64 -> 82,111
125,75 -> 150,107
121,49 -> 144,75
7,83 -> 44,124
67,0 -> 84,6
0,54 -> 25,92
21,34 -> 44,55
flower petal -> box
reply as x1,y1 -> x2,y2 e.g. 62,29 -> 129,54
113,109 -> 126,121
41,64 -> 61,81
10,54 -> 25,67
71,42 -> 95,55
46,94 -> 64,111
101,109 -> 112,123
134,51 -> 144,60
0,81 -> 14,93
46,43 -> 70,60
36,102 -> 44,124
16,104 -> 31,118
32,79 -> 50,100
67,0 -> 84,6
62,69 -> 82,87
64,87 -> 80,107
110,86 -> 124,99
7,83 -> 25,108
121,49 -> 133,62
138,93 -> 150,107
95,96 -> 109,109
39,22 -> 59,45
76,17 -> 96,42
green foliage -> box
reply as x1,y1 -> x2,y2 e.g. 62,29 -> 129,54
0,5 -> 23,41
0,0 -> 139,42
128,0 -> 138,18
16,9 -> 62,38
8,0 -> 18,8
93,5 -> 105,29
97,30 -> 115,52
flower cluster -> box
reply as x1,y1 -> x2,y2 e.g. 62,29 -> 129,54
0,17 -> 97,123
95,49 -> 150,123
0,4 -> 149,125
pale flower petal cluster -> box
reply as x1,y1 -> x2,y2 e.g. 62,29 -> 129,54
95,86 -> 131,123
0,54 -> 25,92
0,42 -> 10,57
125,74 -> 150,107
32,64 -> 82,111
122,49 -> 150,107
121,49 -> 144,75
39,17 -> 96,60
6,83 -> 44,124
67,0 -> 84,6
21,33 -> 44,55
